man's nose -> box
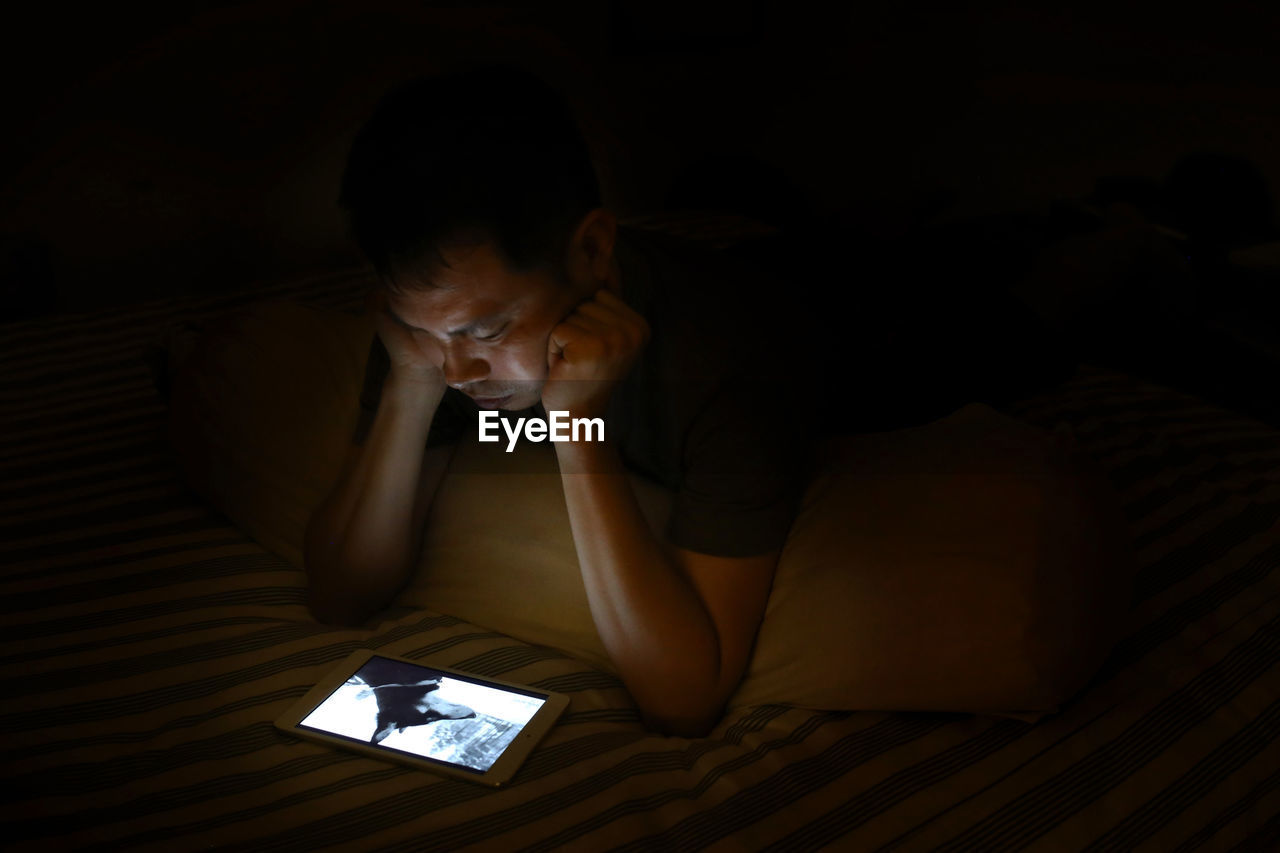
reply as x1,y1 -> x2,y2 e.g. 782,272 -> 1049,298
442,346 -> 489,389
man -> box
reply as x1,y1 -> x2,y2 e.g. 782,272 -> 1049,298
304,62 -> 814,737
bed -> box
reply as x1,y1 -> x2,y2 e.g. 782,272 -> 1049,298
3,212 -> 1280,852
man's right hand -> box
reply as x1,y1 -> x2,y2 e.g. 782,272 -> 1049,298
366,288 -> 448,395
306,289 -> 455,626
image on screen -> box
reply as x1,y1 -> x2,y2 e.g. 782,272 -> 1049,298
297,656 -> 547,773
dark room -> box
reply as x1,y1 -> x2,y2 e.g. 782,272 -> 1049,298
3,1 -> 1279,849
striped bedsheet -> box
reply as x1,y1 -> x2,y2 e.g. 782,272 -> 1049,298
4,217 -> 1280,851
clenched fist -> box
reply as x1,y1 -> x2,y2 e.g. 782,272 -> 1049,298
541,289 -> 650,420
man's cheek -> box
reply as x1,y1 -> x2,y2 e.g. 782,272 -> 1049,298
500,348 -> 548,384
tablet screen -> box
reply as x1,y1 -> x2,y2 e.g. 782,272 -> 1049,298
296,655 -> 549,774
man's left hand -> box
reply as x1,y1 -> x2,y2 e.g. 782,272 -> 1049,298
542,289 -> 650,420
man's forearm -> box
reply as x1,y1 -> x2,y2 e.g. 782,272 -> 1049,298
304,377 -> 444,624
556,440 -> 728,735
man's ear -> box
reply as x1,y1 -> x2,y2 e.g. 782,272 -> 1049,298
567,208 -> 619,293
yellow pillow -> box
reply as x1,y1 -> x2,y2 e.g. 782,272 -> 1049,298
167,299 -> 373,568
730,405 -> 1136,719
168,300 -> 1134,717
397,433 -> 670,673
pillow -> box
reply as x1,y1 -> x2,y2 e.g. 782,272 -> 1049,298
167,299 -> 1135,717
167,299 -> 373,569
729,406 -> 1137,719
397,433 -> 672,674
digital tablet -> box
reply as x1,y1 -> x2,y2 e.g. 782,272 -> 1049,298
274,649 -> 569,786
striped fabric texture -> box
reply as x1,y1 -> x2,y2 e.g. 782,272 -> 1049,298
3,215 -> 1280,851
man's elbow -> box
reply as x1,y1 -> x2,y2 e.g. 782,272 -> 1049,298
641,698 -> 726,739
302,532 -> 383,627
305,586 -> 372,628
302,555 -> 379,627
656,715 -> 719,739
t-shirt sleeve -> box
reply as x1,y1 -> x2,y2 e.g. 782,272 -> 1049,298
353,335 -> 469,447
664,374 -> 808,558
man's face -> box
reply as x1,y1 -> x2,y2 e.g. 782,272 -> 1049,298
385,241 -> 591,411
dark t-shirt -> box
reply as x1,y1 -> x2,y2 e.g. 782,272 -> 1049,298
355,224 -> 813,558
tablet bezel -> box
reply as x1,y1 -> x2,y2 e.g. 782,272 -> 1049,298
274,649 -> 570,787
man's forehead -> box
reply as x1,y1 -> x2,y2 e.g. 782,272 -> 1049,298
386,287 -> 510,337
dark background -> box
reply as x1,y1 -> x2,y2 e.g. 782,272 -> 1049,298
4,0 -> 1279,430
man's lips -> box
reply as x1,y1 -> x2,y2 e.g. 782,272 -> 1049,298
471,394 -> 512,409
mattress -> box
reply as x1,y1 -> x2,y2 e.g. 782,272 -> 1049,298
3,215 -> 1280,851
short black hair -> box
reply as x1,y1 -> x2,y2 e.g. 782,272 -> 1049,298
339,61 -> 602,292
